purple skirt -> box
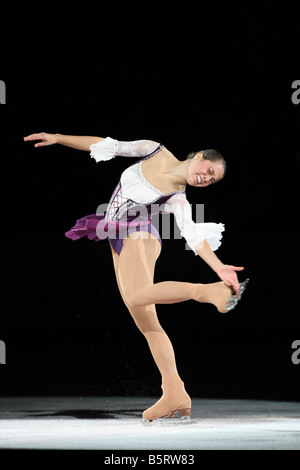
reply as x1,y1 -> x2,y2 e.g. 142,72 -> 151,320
65,214 -> 162,255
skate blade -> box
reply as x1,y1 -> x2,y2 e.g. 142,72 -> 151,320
143,414 -> 195,426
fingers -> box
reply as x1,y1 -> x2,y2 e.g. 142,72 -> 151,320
217,265 -> 244,292
34,141 -> 48,147
226,278 -> 238,293
226,272 -> 240,293
222,267 -> 244,292
232,282 -> 240,294
222,275 -> 238,293
24,133 -> 52,148
232,274 -> 242,293
24,133 -> 44,142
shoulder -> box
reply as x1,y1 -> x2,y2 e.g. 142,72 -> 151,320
156,145 -> 180,166
160,145 -> 176,159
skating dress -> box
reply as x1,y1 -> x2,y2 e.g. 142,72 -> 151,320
65,138 -> 225,255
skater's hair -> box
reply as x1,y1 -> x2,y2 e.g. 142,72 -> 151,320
186,149 -> 227,176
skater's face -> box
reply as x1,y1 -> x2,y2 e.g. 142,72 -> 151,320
187,153 -> 225,188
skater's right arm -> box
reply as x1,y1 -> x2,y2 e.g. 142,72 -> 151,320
24,133 -> 161,162
24,132 -> 104,151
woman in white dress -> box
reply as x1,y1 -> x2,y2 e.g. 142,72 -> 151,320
24,132 -> 248,423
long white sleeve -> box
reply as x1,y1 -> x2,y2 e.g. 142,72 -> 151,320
164,192 -> 225,253
90,137 -> 160,162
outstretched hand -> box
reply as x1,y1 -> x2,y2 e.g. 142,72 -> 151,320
24,132 -> 58,147
215,265 -> 244,294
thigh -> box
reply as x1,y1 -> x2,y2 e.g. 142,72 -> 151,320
110,235 -> 163,334
110,243 -> 128,307
109,234 -> 160,305
119,231 -> 161,291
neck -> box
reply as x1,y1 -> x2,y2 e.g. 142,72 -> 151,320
165,159 -> 189,185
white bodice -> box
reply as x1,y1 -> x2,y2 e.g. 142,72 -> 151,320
120,160 -> 164,203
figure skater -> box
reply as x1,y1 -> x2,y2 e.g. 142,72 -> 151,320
24,133 -> 248,423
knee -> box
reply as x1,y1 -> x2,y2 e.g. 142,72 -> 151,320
123,290 -> 143,308
126,304 -> 162,336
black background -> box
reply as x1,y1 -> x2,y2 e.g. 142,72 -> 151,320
0,2 -> 299,401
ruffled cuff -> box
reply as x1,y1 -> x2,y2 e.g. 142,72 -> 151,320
89,137 -> 118,162
182,222 -> 225,254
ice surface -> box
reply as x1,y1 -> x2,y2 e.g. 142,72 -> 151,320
0,396 -> 300,450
